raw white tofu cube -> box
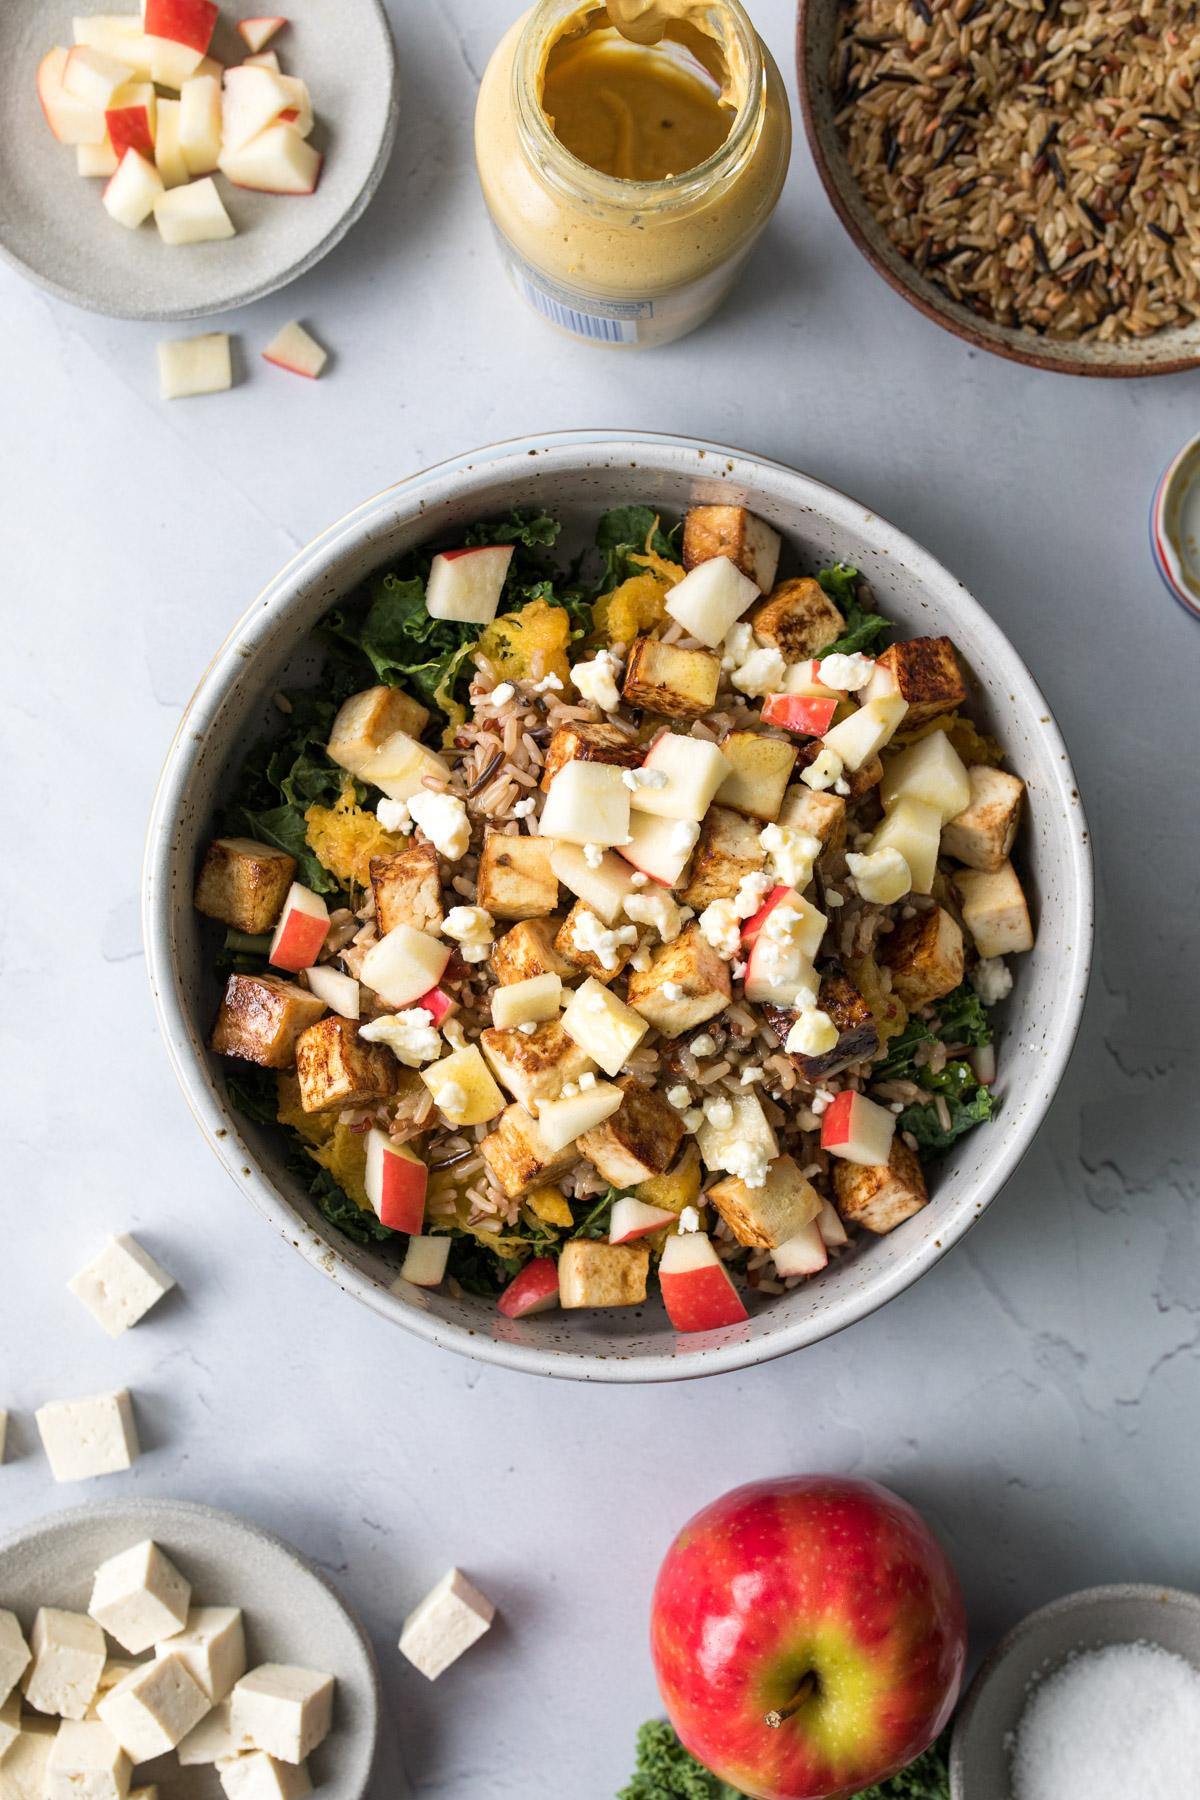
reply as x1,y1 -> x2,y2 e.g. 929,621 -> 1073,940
398,1569 -> 495,1682
176,1699 -> 255,1766
88,1542 -> 190,1655
24,1610 -> 106,1720
230,1666 -> 334,1765
157,1608 -> 245,1703
68,1236 -> 175,1338
86,1663 -> 141,1720
0,1690 -> 22,1757
0,1719 -> 56,1800
97,1655 -> 210,1761
46,1720 -> 131,1800
36,1391 -> 140,1482
0,1612 -> 32,1708
217,1752 -> 312,1800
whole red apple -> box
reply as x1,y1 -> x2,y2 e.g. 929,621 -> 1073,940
651,1476 -> 966,1800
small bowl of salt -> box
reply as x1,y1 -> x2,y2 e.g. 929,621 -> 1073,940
950,1583 -> 1200,1799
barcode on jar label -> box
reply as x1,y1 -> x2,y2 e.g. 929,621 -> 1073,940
512,269 -> 650,344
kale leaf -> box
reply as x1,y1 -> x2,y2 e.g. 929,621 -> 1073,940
595,506 -> 681,593
223,1065 -> 279,1128
290,1155 -> 400,1246
873,984 -> 995,1154
447,1236 -> 524,1298
932,984 -> 992,1049
818,562 -> 894,656
900,1079 -> 995,1154
572,1188 -> 630,1241
617,1722 -> 951,1800
221,689 -> 351,895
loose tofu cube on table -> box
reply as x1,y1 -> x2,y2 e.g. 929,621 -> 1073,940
399,1569 -> 494,1682
230,1665 -> 333,1765
294,1016 -> 395,1113
540,721 -> 642,790
369,843 -> 443,936
869,637 -> 967,725
88,1541 -> 190,1655
833,1139 -> 928,1234
194,838 -> 296,935
707,1153 -> 823,1248
491,917 -> 577,985
940,765 -> 1025,871
750,577 -> 844,660
558,1239 -> 650,1309
620,636 -> 721,720
157,1609 -> 245,1703
716,730 -> 796,822
555,901 -> 637,983
776,784 -> 847,854
35,1394 -> 140,1485
626,925 -> 732,1035
682,504 -> 781,593
559,978 -> 649,1076
480,1105 -> 577,1198
955,861 -> 1034,958
46,1720 -> 131,1800
210,974 -> 326,1069
578,1079 -> 684,1186
0,1613 -> 31,1709
0,1720 -> 56,1800
680,805 -> 765,908
68,1235 -> 175,1339
97,1655 -> 210,1762
216,1752 -> 311,1800
23,1610 -> 106,1719
881,905 -> 965,1007
327,685 -> 430,778
479,1019 -> 595,1114
476,831 -> 558,920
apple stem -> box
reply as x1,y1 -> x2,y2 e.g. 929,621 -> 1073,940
764,1673 -> 816,1729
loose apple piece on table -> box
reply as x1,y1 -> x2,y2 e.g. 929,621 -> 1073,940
497,1258 -> 560,1319
303,964 -> 359,1020
609,1197 -> 677,1245
365,1130 -> 428,1235
398,1236 -> 451,1289
262,322 -> 328,379
154,177 -> 236,244
37,48 -> 107,145
107,83 -> 157,159
267,882 -> 330,973
424,547 -> 514,625
143,0 -> 219,55
63,46 -> 134,108
820,1090 -> 897,1166
179,75 -> 222,174
104,149 -> 165,228
147,34 -> 210,89
157,332 -> 233,400
659,1233 -> 748,1332
238,16 -> 288,53
243,50 -> 281,71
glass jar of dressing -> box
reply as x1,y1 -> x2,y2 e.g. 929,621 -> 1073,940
475,0 -> 791,348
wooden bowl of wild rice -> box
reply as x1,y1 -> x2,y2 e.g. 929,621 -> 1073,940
797,0 -> 1200,375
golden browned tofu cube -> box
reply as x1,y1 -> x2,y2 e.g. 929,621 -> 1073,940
777,785 -> 847,855
955,861 -> 1034,958
328,684 -> 431,778
762,968 -> 879,1083
874,637 -> 966,726
882,905 -> 965,1007
716,730 -> 797,822
680,806 -> 765,908
941,765 -> 1025,871
491,917 -> 576,985
555,901 -> 637,984
476,831 -> 558,921
707,1153 -> 823,1249
210,972 -> 325,1069
750,577 -> 844,660
480,1104 -> 577,1198
682,504 -> 781,592
194,837 -> 296,935
294,1015 -> 396,1113
480,1018 -> 595,1115
558,1239 -> 650,1309
369,841 -> 443,936
621,636 -> 721,721
578,1078 -> 684,1186
626,924 -> 732,1035
540,721 -> 643,792
834,1140 -> 928,1235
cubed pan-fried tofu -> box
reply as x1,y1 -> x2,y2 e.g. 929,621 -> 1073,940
762,967 -> 879,1082
480,1104 -> 577,1198
476,831 -> 558,920
749,577 -> 844,660
796,741 -> 883,799
540,720 -> 643,791
716,730 -> 797,823
558,1239 -> 650,1309
210,973 -> 325,1068
682,505 -> 781,594
369,842 -> 443,936
955,860 -> 1034,957
872,638 -> 966,725
680,805 -> 766,908
620,636 -> 721,720
327,685 -> 431,778
555,902 -> 637,984
194,837 -> 296,935
882,905 -> 964,1007
833,1139 -> 928,1234
626,925 -> 732,1035
941,765 -> 1025,871
776,786 -> 847,855
491,917 -> 577,986
294,1015 -> 396,1113
479,1018 -> 595,1115
707,1153 -> 822,1249
578,1079 -> 684,1186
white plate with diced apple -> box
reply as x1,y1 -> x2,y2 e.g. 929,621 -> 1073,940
0,0 -> 397,319
0,1498 -> 379,1799
143,431 -> 1094,1383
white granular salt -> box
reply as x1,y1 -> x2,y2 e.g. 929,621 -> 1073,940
1012,1642 -> 1200,1800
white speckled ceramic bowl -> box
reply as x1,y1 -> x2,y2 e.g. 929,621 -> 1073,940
0,1498 -> 380,1799
143,431 -> 1093,1382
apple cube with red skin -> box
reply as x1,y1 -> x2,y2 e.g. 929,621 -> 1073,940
107,85 -> 156,159
398,1236 -> 450,1288
104,149 -> 165,228
497,1258 -> 560,1319
365,1130 -> 428,1234
608,1197 -> 677,1245
37,48 -> 107,145
268,882 -> 330,973
238,17 -> 287,53
617,812 -> 694,888
651,1476 -> 967,1800
740,885 -> 794,949
63,46 -> 134,108
761,694 -> 838,738
262,321 -> 327,379
820,1090 -> 897,1166
658,1233 -> 748,1333
219,122 -> 322,194
771,1221 -> 828,1278
816,1199 -> 848,1248
144,0 -> 218,54
221,65 -> 292,153
417,986 -> 457,1028
425,547 -> 515,626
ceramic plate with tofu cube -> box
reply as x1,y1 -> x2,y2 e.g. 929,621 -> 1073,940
0,0 -> 397,319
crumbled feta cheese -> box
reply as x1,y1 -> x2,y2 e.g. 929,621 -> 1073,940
720,621 -> 755,672
669,819 -> 701,856
573,649 -> 623,712
436,1080 -> 468,1118
682,1107 -> 704,1132
731,959 -> 747,981
739,1065 -> 764,1084
834,778 -> 851,797
623,889 -> 682,942
762,902 -> 805,948
408,790 -> 471,861
810,1090 -> 833,1116
801,747 -> 844,792
629,871 -> 648,888
582,842 -> 605,869
733,870 -> 773,918
690,1033 -> 717,1057
579,1071 -> 596,1090
818,651 -> 876,690
376,798 -> 413,834
971,956 -> 1014,1005
704,1097 -> 734,1130
725,1139 -> 769,1188
826,891 -> 845,908
760,823 -> 822,892
572,908 -> 637,971
699,898 -> 742,961
442,1017 -> 468,1051
517,1020 -> 538,1035
667,1085 -> 692,1110
560,1082 -> 580,1100
846,847 -> 912,905
630,944 -> 653,972
512,797 -> 537,819
731,645 -> 787,698
622,764 -> 669,791
531,671 -> 564,694
662,980 -> 685,1002
441,905 -> 495,962
678,1206 -> 701,1234
360,1008 -> 441,1067
784,1007 -> 839,1057
490,683 -> 515,706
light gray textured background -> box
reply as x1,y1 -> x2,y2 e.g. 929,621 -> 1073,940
1,2 -> 1198,1796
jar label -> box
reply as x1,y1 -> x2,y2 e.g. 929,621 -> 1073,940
503,244 -> 653,344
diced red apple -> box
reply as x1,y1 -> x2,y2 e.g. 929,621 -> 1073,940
820,1091 -> 897,1166
771,1221 -> 828,1278
303,964 -> 359,1020
539,761 -> 631,849
629,732 -> 731,822
37,48 -> 107,145
608,1197 -> 677,1245
417,986 -> 457,1028
742,933 -> 816,1008
103,148 -> 164,228
63,45 -> 134,107
359,925 -> 452,1009
147,35 -> 208,89
617,812 -> 694,888
154,98 -> 189,186
659,1233 -> 748,1333
143,0 -> 219,55
154,176 -> 236,243
364,1130 -> 428,1235
78,137 -> 119,176
238,16 -> 287,53
397,1235 -> 451,1289
497,1258 -> 560,1319
268,881 -> 330,972
276,75 -> 313,137
243,50 -> 281,71
218,121 -> 322,193
815,1199 -> 848,1248
107,83 -> 157,158
664,557 -> 760,649
157,332 -> 232,399
740,885 -> 796,949
761,693 -> 838,738
220,64 -> 292,153
72,18 -> 154,80
425,547 -> 514,626
179,74 -> 222,174
262,321 -> 327,379
783,659 -> 838,699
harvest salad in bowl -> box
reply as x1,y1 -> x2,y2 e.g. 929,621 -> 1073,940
193,502 -> 1033,1333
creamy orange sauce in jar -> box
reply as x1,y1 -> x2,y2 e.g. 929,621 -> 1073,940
475,0 -> 791,347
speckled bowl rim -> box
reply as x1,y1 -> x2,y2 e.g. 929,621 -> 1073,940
142,429 -> 1094,1383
